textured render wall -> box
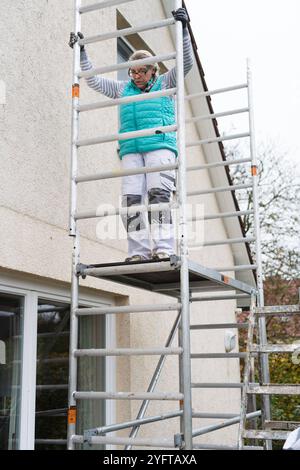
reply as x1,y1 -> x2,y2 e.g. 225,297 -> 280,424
0,0 -> 130,434
0,0 -> 240,447
0,0 -> 127,287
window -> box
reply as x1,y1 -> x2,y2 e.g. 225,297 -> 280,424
0,274 -> 114,450
0,293 -> 24,450
34,299 -> 106,450
117,38 -> 133,80
34,299 -> 70,450
77,314 -> 106,450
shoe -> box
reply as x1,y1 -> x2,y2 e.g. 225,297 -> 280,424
125,255 -> 147,263
152,252 -> 171,260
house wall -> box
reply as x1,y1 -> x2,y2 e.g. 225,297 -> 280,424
0,0 -> 241,448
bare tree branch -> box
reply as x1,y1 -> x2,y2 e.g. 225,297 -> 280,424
224,140 -> 300,280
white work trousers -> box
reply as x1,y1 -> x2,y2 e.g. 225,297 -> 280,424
121,149 -> 176,259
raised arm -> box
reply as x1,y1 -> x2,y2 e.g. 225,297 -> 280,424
80,49 -> 126,99
161,8 -> 194,89
69,31 -> 126,99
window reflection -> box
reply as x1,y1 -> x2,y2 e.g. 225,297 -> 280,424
35,300 -> 70,450
77,316 -> 106,450
0,293 -> 24,450
35,299 -> 106,450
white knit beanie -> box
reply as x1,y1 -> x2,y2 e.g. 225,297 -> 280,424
128,50 -> 160,76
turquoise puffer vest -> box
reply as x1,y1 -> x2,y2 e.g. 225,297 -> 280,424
118,76 -> 178,159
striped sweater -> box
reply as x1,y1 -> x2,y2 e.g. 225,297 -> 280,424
80,29 -> 194,97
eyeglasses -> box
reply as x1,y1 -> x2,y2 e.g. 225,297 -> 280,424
128,67 -> 151,77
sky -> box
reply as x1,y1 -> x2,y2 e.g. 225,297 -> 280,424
184,0 -> 300,170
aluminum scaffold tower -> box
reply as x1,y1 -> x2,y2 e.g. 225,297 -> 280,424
66,0 -> 287,451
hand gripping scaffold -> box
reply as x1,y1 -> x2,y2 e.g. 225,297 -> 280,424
67,0 -> 287,451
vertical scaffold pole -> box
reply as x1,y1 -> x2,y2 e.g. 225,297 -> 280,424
175,0 -> 193,450
67,0 -> 81,450
238,291 -> 256,449
247,58 -> 271,449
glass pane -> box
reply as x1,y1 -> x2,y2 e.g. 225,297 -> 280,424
77,316 -> 106,450
0,293 -> 24,450
35,300 -> 70,450
35,299 -> 106,450
117,38 -> 132,80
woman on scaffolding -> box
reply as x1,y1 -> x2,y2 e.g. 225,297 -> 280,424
69,7 -> 193,262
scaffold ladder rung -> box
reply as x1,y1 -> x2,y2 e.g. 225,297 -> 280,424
185,83 -> 248,100
191,352 -> 247,359
213,264 -> 257,272
247,384 -> 300,395
243,430 -> 290,440
76,124 -> 177,147
191,382 -> 244,389
188,209 -> 254,222
73,391 -> 184,401
186,107 -> 249,123
73,347 -> 183,357
250,343 -> 300,353
79,0 -> 135,15
77,87 -> 177,113
190,237 -> 255,248
190,322 -> 249,330
191,293 -> 250,302
187,157 -> 251,172
193,444 -> 264,450
75,303 -> 181,316
75,201 -> 176,221
192,412 -> 240,419
186,132 -> 250,148
254,305 -> 300,315
75,162 -> 178,184
187,182 -> 252,197
78,52 -> 176,79
78,18 -> 176,44
265,420 -> 300,431
72,434 -> 176,448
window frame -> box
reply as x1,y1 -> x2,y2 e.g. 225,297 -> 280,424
0,273 -> 116,450
117,37 -> 134,62
117,37 -> 134,81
